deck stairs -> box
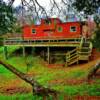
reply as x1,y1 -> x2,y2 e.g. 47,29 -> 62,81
65,38 -> 93,66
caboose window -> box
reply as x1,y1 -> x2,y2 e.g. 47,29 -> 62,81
45,19 -> 51,25
32,29 -> 36,34
70,26 -> 76,32
58,26 -> 63,32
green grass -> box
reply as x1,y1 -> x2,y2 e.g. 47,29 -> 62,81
0,93 -> 40,100
0,65 -> 15,79
0,83 -> 99,100
0,93 -> 58,100
0,46 -> 100,98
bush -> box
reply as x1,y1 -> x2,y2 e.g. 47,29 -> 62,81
92,28 -> 100,51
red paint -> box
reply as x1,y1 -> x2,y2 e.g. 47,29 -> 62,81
23,18 -> 81,39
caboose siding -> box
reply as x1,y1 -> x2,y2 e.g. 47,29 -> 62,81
23,19 -> 81,39
23,26 -> 31,38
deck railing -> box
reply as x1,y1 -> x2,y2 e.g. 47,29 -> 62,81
66,48 -> 79,66
3,37 -> 82,46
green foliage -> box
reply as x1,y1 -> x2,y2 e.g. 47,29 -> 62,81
0,0 -> 16,35
73,0 -> 100,49
94,14 -> 100,27
12,23 -> 22,33
92,15 -> 100,50
92,28 -> 100,50
73,0 -> 100,15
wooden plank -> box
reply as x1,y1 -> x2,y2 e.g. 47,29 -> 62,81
68,58 -> 79,65
4,37 -> 81,44
5,37 -> 81,41
68,55 -> 78,61
4,43 -> 80,47
68,52 -> 78,58
79,56 -> 89,60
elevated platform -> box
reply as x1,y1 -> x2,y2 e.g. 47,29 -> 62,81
3,37 -> 93,66
3,38 -> 82,47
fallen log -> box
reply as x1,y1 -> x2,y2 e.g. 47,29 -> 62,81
0,60 -> 58,97
87,61 -> 100,80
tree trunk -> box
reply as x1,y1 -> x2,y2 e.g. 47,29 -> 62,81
88,61 -> 100,80
0,60 -> 58,97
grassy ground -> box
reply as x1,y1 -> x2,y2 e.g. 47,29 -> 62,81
0,46 -> 100,99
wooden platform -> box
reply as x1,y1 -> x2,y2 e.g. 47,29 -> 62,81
3,38 -> 81,47
3,37 -> 93,66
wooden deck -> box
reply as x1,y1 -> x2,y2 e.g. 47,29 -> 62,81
3,38 -> 82,47
3,37 -> 93,66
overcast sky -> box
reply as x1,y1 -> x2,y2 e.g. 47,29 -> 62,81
4,0 -> 61,7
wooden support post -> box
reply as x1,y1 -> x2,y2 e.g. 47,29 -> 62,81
32,47 -> 34,55
22,46 -> 25,57
65,54 -> 68,67
77,50 -> 79,65
47,47 -> 50,64
4,46 -> 8,60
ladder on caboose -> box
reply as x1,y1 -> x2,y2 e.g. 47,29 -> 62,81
65,38 -> 93,66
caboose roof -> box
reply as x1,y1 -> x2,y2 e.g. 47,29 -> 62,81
22,19 -> 82,28
41,18 -> 62,24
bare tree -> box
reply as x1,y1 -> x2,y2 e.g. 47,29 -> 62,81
9,0 -> 79,24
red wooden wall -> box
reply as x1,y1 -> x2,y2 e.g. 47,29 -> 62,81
23,18 -> 81,39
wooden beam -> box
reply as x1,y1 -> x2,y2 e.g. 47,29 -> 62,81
22,46 -> 25,57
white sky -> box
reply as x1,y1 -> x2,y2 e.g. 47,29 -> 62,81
4,0 -> 61,7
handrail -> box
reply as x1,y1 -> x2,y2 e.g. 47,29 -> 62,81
79,37 -> 84,49
67,55 -> 78,62
78,51 -> 91,54
66,48 -> 77,55
89,42 -> 93,51
4,37 -> 81,41
4,38 -> 82,46
66,48 -> 78,63
67,52 -> 78,59
80,47 -> 90,49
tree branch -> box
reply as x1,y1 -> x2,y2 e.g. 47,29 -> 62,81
87,61 -> 100,80
35,0 -> 48,19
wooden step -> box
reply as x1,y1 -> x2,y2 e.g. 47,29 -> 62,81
80,48 -> 90,52
79,55 -> 89,60
82,42 -> 90,47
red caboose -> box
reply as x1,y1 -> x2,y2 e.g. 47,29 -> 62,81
23,18 -> 81,39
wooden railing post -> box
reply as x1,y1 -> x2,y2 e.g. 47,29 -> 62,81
22,46 -> 25,57
3,46 -> 8,60
47,47 -> 50,64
